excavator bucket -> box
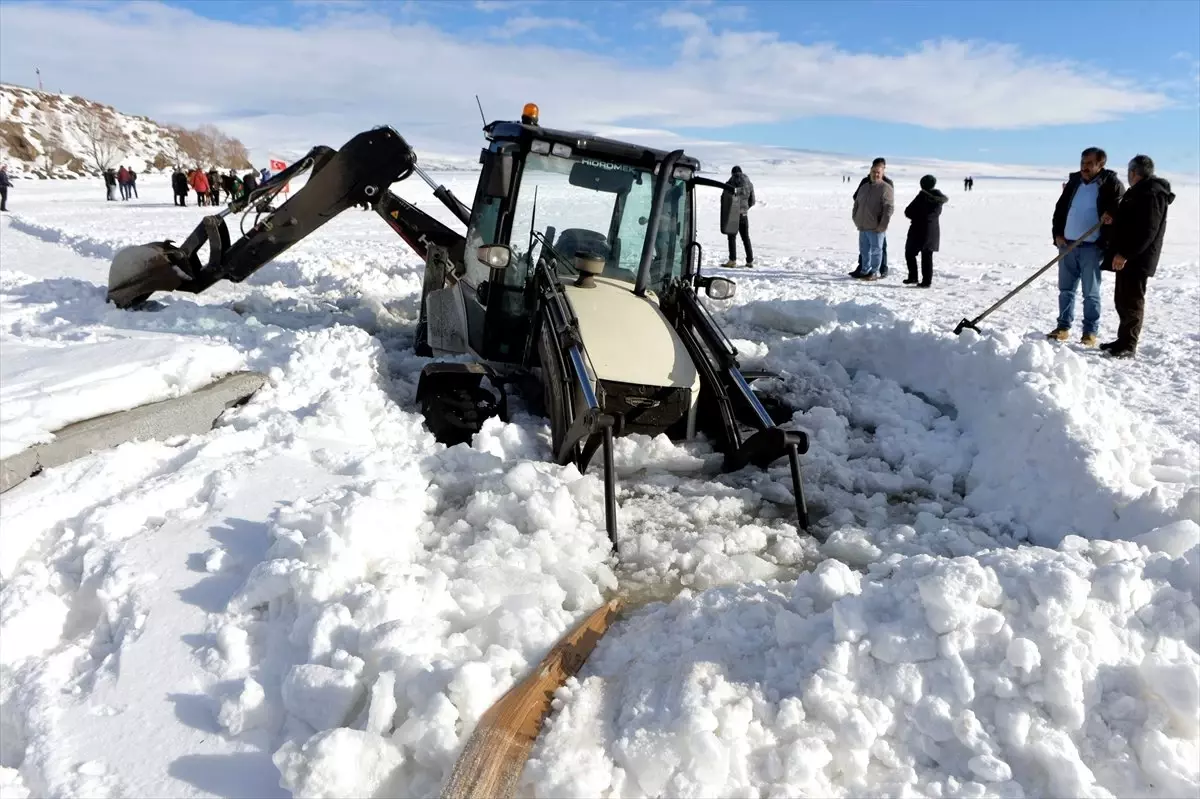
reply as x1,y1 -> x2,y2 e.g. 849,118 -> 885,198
107,242 -> 187,309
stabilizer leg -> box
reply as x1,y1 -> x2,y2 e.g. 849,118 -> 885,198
787,442 -> 810,531
602,424 -> 617,550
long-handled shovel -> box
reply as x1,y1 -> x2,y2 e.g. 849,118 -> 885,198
954,218 -> 1105,335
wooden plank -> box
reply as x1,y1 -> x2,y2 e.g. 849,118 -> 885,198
440,597 -> 624,799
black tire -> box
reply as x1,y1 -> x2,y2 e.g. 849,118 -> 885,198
421,386 -> 493,446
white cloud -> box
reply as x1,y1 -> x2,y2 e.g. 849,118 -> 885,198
474,0 -> 543,14
0,1 -> 1173,169
497,15 -> 595,38
674,0 -> 750,24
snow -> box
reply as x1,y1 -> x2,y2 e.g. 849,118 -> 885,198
1,167 -> 1197,799
0,336 -> 244,459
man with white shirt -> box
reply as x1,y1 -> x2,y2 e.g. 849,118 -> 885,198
1047,147 -> 1124,346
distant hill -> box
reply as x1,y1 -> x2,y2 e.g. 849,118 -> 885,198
0,83 -> 253,179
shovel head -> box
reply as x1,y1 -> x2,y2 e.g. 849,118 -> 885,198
107,243 -> 188,309
954,317 -> 980,335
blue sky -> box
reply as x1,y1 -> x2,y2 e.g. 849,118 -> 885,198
2,0 -> 1197,173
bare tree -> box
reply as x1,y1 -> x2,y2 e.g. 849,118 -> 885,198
219,134 -> 250,169
164,122 -> 249,169
193,123 -> 223,165
164,125 -> 194,166
78,107 -> 124,173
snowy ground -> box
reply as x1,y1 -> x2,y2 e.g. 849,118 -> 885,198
1,171 -> 1198,798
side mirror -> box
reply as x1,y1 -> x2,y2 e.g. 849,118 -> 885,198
477,244 -> 511,270
480,150 -> 513,199
704,276 -> 736,300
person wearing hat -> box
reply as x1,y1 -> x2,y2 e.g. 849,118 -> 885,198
722,165 -> 755,268
903,174 -> 949,287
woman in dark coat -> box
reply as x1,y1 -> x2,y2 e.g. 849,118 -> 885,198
903,174 -> 949,287
171,168 -> 189,206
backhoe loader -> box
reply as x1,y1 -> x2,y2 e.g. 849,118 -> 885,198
106,103 -> 812,549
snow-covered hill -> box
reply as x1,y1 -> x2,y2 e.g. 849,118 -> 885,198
0,82 -> 252,180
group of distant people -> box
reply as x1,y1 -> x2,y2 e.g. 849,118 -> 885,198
723,146 -> 1174,358
102,165 -> 139,201
727,157 -> 950,288
170,166 -> 271,207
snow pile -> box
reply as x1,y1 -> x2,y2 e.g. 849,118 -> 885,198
727,299 -> 1197,548
527,539 -> 1200,798
211,425 -> 621,796
0,334 -> 246,458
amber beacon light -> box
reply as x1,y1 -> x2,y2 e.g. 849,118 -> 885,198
521,103 -> 539,125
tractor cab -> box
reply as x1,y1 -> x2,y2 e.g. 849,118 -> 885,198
437,103 -> 735,365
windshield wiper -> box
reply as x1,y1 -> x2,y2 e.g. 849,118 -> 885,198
530,230 -> 577,274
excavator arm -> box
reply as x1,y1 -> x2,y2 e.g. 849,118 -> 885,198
106,126 -> 469,309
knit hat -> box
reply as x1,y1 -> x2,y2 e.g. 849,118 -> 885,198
920,174 -> 937,191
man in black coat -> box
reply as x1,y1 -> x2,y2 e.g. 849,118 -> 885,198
1047,147 -> 1124,346
850,157 -> 893,277
1101,155 -> 1175,358
903,174 -> 949,287
0,165 -> 11,212
171,168 -> 188,206
722,165 -> 755,267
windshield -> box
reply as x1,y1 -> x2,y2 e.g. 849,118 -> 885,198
508,152 -> 689,294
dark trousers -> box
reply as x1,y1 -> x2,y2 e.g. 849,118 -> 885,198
727,215 -> 753,262
857,237 -> 888,275
1114,269 -> 1148,350
0,186 -> 7,211
906,249 -> 933,285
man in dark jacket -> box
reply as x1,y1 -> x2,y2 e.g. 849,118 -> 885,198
1101,155 -> 1175,358
1047,147 -> 1124,346
0,165 -> 11,212
722,165 -> 755,268
850,158 -> 894,277
903,175 -> 949,287
171,168 -> 188,206
207,168 -> 221,206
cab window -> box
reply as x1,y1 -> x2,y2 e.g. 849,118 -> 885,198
463,195 -> 503,286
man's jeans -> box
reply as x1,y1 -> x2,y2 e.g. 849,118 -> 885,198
856,236 -> 888,276
1057,241 -> 1103,335
858,230 -> 885,276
